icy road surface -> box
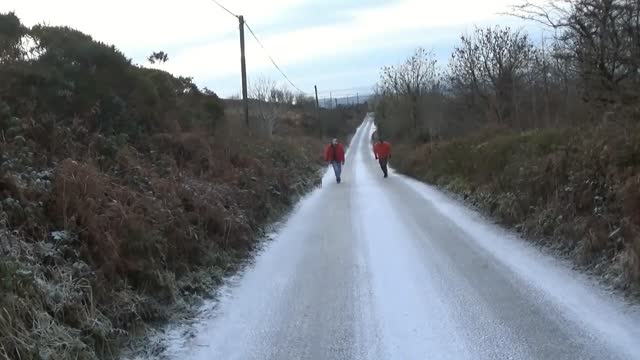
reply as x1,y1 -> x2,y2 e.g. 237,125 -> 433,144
161,114 -> 640,360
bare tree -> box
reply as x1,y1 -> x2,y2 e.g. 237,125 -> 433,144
449,26 -> 537,128
250,77 -> 278,136
294,93 -> 315,109
376,48 -> 440,139
373,1 -> 640,143
269,87 -> 295,105
250,77 -> 296,136
510,0 -> 640,109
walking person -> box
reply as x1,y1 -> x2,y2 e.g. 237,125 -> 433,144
373,137 -> 392,178
325,138 -> 345,183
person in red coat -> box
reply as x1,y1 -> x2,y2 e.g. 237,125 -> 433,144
325,138 -> 345,183
373,138 -> 392,178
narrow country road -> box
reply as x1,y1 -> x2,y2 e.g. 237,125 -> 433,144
162,114 -> 640,360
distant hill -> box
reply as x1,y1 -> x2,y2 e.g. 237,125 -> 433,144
320,94 -> 373,109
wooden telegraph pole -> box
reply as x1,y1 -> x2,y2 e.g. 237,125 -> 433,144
315,85 -> 324,137
239,15 -> 249,127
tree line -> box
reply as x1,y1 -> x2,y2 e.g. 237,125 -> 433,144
0,12 -> 226,141
374,0 -> 640,141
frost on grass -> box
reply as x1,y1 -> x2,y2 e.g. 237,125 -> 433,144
0,120 -> 335,359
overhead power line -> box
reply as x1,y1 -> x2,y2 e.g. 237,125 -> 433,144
244,20 -> 306,94
209,0 -> 238,18
205,0 -> 309,126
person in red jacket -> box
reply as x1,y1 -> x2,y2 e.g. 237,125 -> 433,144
325,138 -> 345,183
373,138 -> 392,178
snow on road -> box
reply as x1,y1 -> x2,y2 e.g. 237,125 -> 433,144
150,114 -> 640,360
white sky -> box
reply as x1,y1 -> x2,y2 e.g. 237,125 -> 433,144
2,0 -> 537,97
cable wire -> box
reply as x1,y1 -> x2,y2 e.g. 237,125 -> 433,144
209,0 -> 238,18
244,20 -> 307,94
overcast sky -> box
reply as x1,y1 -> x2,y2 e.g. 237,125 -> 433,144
2,0 -> 537,99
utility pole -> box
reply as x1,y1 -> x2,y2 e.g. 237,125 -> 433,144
329,92 -> 333,109
335,98 -> 338,108
239,15 -> 249,128
315,85 -> 323,137
314,85 -> 320,109
357,93 -> 359,104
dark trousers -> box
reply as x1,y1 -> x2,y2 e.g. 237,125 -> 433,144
331,161 -> 342,181
378,158 -> 388,177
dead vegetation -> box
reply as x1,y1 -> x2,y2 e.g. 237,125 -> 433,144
0,96 -> 363,360
0,115 -> 333,359
393,121 -> 640,295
